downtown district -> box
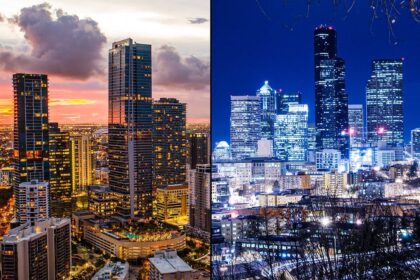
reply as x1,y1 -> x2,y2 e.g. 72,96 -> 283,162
211,25 -> 420,279
0,39 -> 210,280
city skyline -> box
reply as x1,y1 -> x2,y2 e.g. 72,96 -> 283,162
0,1 -> 210,124
212,1 -> 420,144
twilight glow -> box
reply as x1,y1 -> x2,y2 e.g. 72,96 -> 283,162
0,0 -> 209,124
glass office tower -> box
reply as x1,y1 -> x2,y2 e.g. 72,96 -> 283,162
12,73 -> 49,215
230,95 -> 261,160
366,59 -> 404,147
348,104 -> 365,146
257,81 -> 277,139
108,38 -> 153,220
273,104 -> 308,161
314,26 -> 349,159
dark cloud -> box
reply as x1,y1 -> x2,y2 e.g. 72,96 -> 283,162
0,3 -> 107,79
153,45 -> 209,90
187,17 -> 208,24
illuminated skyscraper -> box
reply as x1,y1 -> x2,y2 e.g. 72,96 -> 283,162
12,74 -> 49,209
70,134 -> 94,192
230,95 -> 261,160
314,26 -> 349,159
366,59 -> 404,147
273,104 -> 308,161
187,132 -> 209,169
108,38 -> 153,220
348,104 -> 365,146
276,91 -> 302,114
189,164 -> 211,233
257,81 -> 277,139
49,123 -> 72,217
153,98 -> 187,190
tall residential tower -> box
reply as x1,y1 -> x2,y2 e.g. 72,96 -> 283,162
108,39 -> 153,220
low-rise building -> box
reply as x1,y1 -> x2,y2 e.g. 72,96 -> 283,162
92,262 -> 129,280
149,249 -> 194,280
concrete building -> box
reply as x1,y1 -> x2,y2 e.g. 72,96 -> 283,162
149,249 -> 194,280
189,164 -> 211,233
92,262 -> 129,280
15,180 -> 50,225
316,149 -> 341,171
156,184 -> 188,223
1,218 -> 71,280
88,185 -> 117,217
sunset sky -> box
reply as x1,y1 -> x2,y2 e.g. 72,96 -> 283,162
0,0 -> 209,124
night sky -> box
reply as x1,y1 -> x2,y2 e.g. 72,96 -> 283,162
212,0 -> 420,147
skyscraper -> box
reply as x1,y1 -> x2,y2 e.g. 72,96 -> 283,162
348,104 -> 365,146
189,164 -> 211,233
12,74 -> 49,211
1,218 -> 71,280
230,95 -> 260,160
276,91 -> 302,114
15,180 -> 50,225
366,59 -> 404,147
70,134 -> 94,192
108,38 -> 153,220
257,81 -> 277,139
49,123 -> 72,217
187,132 -> 209,170
273,104 -> 308,161
314,26 -> 349,159
153,98 -> 187,190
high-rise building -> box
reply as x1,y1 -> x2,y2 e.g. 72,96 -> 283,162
189,164 -> 211,233
230,95 -> 260,160
70,134 -> 94,192
307,124 -> 317,162
15,180 -> 50,225
257,81 -> 277,139
108,38 -> 153,220
49,123 -> 72,217
348,104 -> 365,146
314,26 -> 349,159
88,185 -> 117,217
1,218 -> 71,280
366,59 -> 404,147
411,128 -> 420,158
153,98 -> 187,191
12,73 -> 49,213
155,184 -> 188,222
273,104 -> 308,162
276,91 -> 302,114
187,132 -> 209,169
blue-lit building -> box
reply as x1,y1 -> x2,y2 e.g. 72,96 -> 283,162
366,59 -> 404,147
411,128 -> 420,158
273,104 -> 308,162
348,104 -> 365,147
108,38 -> 153,220
230,95 -> 261,160
257,81 -> 277,139
314,26 -> 349,159
276,90 -> 302,114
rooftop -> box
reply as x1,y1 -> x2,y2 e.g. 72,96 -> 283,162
149,249 -> 193,274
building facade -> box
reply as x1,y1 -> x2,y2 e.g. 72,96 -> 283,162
230,95 -> 260,160
273,104 -> 308,162
348,104 -> 365,147
108,38 -> 153,220
153,98 -> 187,191
12,73 -> 49,213
366,59 -> 404,147
15,180 -> 50,225
49,123 -> 72,217
257,81 -> 277,139
314,26 -> 349,159
70,134 -> 94,192
189,164 -> 211,233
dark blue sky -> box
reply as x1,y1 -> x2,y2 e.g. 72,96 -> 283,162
212,0 -> 420,147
